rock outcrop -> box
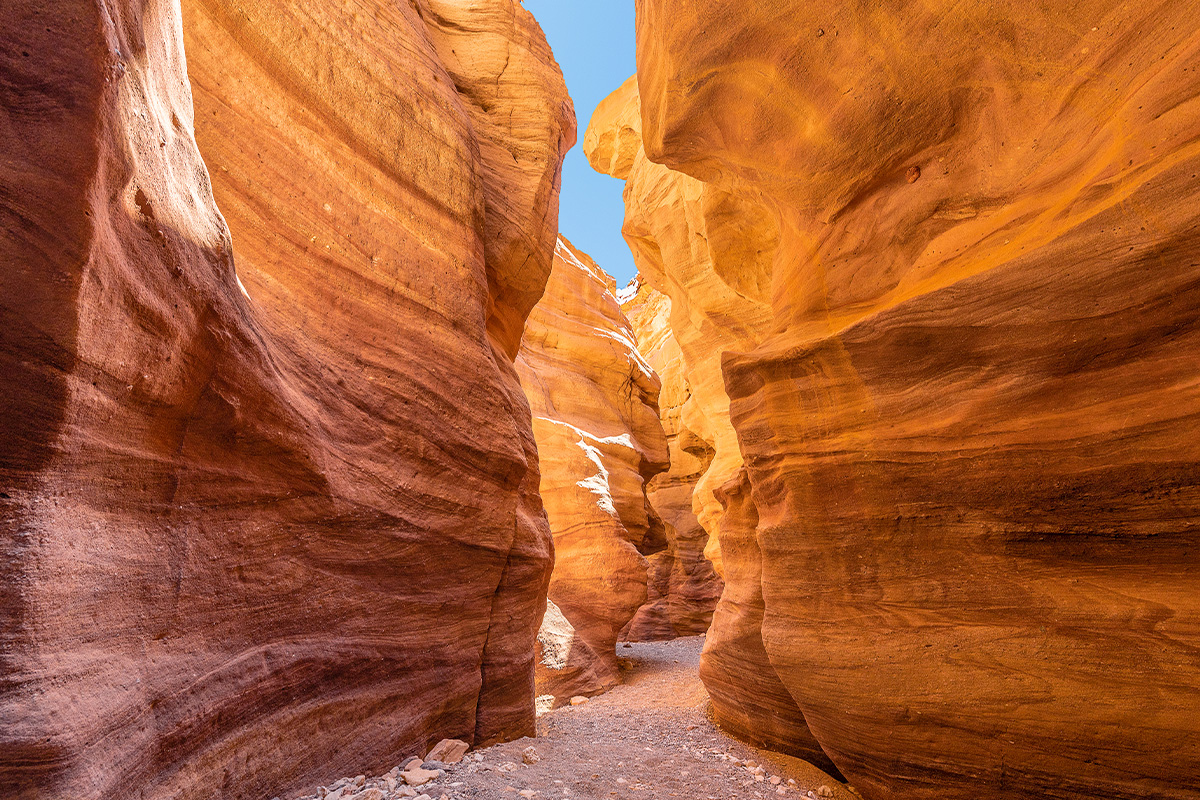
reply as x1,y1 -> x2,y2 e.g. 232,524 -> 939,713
620,281 -> 722,642
0,1 -> 573,798
516,237 -> 669,703
596,2 -> 1200,798
534,598 -> 619,705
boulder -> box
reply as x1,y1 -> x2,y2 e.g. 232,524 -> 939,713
425,740 -> 469,765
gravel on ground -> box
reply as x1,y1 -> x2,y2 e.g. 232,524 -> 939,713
292,636 -> 859,800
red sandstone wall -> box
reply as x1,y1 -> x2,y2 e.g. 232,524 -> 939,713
0,2 -> 573,798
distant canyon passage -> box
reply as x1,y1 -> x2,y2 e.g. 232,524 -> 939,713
517,236 -> 670,703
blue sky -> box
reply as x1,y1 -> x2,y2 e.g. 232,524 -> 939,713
524,0 -> 638,287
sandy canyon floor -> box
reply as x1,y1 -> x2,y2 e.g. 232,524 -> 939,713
295,637 -> 859,800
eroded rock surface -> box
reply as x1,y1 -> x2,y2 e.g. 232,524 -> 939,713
587,77 -> 828,768
0,1 -> 573,798
585,74 -> 776,577
597,2 -> 1200,798
517,238 -> 669,702
620,281 -> 722,642
534,598 -> 619,705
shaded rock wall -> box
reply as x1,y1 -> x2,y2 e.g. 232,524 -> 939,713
0,1 -> 573,798
517,237 -> 669,702
181,0 -> 576,753
700,469 -> 841,777
620,281 -> 722,642
534,598 -> 619,704
597,2 -> 1200,798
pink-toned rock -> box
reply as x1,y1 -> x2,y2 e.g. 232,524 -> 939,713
535,599 -> 619,705
402,767 -> 439,787
0,1 -> 572,798
425,739 -> 469,765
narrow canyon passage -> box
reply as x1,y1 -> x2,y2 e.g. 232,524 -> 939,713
3,1 -> 1199,800
294,637 -> 854,800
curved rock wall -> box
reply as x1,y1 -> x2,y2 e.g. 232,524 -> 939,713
0,1 -> 573,798
620,281 -> 722,642
517,237 -> 669,702
586,76 -> 831,767
598,2 -> 1200,798
699,469 -> 840,776
585,75 -> 776,576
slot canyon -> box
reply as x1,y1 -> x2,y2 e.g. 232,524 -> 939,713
2,2 -> 1198,800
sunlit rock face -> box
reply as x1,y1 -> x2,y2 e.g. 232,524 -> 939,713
517,237 -> 669,703
599,1 -> 1200,797
585,75 -> 776,577
620,282 -> 722,642
0,1 -> 572,798
534,598 -> 619,705
587,77 -> 832,771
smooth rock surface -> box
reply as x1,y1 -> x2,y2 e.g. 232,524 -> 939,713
425,740 -> 469,766
401,767 -> 438,788
603,1 -> 1200,798
517,237 -> 669,701
0,1 -> 573,798
699,469 -> 841,776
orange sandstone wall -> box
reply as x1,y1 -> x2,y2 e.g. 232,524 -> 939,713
586,77 -> 833,769
585,74 -> 776,577
0,1 -> 573,798
606,1 -> 1200,798
517,237 -> 669,702
620,281 -> 722,642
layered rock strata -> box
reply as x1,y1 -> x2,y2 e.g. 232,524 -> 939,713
0,2 -> 573,799
516,237 -> 669,703
620,281 -> 722,642
534,598 -> 619,705
594,2 -> 1200,798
